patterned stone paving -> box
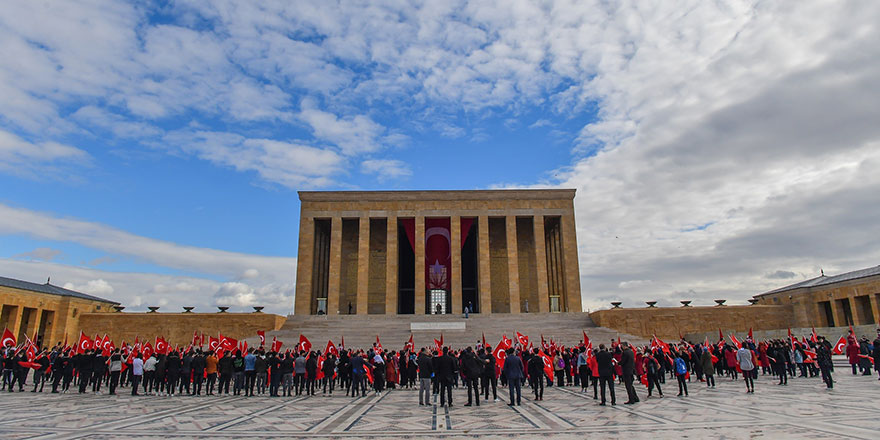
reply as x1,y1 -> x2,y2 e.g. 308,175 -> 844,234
1,372 -> 879,439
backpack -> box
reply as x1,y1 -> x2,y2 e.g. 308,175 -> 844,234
556,358 -> 565,369
674,357 -> 687,375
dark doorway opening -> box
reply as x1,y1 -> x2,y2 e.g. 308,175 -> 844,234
397,220 -> 415,314
461,219 -> 479,313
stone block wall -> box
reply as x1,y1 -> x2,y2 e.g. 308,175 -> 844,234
590,305 -> 794,340
78,312 -> 287,347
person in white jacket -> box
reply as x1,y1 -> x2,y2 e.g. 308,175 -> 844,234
736,347 -> 756,393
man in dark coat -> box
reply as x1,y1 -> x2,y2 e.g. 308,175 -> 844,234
595,344 -> 616,405
620,342 -> 639,404
461,347 -> 484,406
480,347 -> 498,402
502,348 -> 523,406
417,348 -> 433,406
435,347 -> 455,407
191,351 -> 206,395
527,348 -> 544,400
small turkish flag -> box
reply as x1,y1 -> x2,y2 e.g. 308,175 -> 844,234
155,337 -> 168,355
1,328 -> 16,348
257,331 -> 266,346
404,335 -> 414,352
832,336 -> 847,355
271,336 -> 283,353
539,350 -> 554,382
729,333 -> 741,349
492,338 -> 511,368
76,331 -> 91,354
516,331 -> 529,348
142,342 -> 154,359
374,335 -> 383,353
325,339 -> 338,357
298,334 -> 312,353
209,336 -> 220,351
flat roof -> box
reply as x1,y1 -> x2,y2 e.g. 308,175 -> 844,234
299,188 -> 576,202
754,265 -> 880,297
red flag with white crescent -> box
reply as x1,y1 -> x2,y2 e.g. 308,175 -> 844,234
1,328 -> 16,348
516,331 -> 529,348
102,335 -> 113,356
325,339 -> 338,357
142,342 -> 154,359
257,331 -> 266,346
272,336 -> 283,353
375,335 -> 383,353
539,350 -> 554,382
209,336 -> 220,351
832,336 -> 847,355
493,337 -> 511,368
76,331 -> 91,354
404,335 -> 414,352
298,334 -> 312,353
155,336 -> 168,355
192,331 -> 200,347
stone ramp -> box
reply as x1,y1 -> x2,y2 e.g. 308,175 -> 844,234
259,312 -> 648,351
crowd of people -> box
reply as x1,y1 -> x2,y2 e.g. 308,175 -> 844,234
3,330 -> 880,408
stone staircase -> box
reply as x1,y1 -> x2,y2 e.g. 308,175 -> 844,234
258,312 -> 648,351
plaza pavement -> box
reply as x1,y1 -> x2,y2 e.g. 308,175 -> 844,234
1,371 -> 878,439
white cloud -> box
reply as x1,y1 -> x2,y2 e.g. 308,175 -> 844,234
361,159 -> 412,181
13,247 -> 63,262
0,203 -> 296,284
0,129 -> 89,178
164,130 -> 345,189
63,279 -> 114,297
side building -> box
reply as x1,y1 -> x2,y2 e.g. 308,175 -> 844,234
294,189 -> 582,316
0,276 -> 119,347
753,265 -> 880,328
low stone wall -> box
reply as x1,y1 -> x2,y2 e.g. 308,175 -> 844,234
589,305 -> 794,340
685,324 -> 880,343
78,312 -> 287,346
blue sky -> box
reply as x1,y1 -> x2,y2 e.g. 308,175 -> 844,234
2,1 -> 879,315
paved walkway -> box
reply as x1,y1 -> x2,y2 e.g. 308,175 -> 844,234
1,372 -> 879,439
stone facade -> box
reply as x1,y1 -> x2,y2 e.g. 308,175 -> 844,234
294,189 -> 582,316
753,267 -> 880,328
0,279 -> 117,347
78,312 -> 287,347
590,305 -> 794,340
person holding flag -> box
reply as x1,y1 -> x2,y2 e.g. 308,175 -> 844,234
737,343 -> 756,393
700,346 -> 715,388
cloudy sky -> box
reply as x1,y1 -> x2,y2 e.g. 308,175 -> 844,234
2,0 -> 879,315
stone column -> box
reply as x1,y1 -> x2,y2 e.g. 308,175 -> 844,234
9,306 -> 23,340
415,216 -> 426,314
357,217 -> 370,315
385,215 -> 398,315
533,215 -> 551,313
478,215 -> 492,314
450,215 -> 463,315
869,294 -> 880,326
560,211 -> 583,313
849,294 -> 863,325
830,295 -> 844,327
294,216 -> 315,315
506,215 -> 521,314
327,217 -> 342,315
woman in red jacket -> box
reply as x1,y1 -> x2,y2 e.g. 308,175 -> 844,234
846,336 -> 861,375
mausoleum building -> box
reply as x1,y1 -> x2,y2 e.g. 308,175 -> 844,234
293,189 -> 582,316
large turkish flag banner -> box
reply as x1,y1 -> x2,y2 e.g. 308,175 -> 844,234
425,218 -> 451,290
